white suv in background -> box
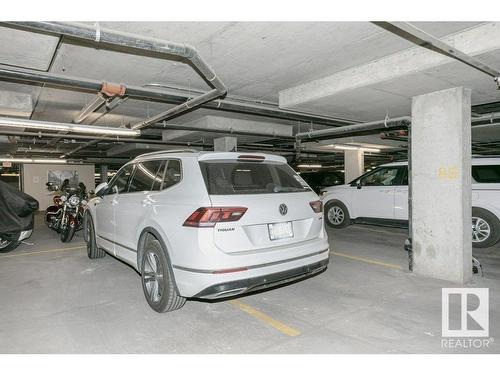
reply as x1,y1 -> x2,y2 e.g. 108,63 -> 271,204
321,158 -> 500,248
84,150 -> 329,312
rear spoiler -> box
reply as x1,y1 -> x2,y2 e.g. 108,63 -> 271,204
198,152 -> 287,164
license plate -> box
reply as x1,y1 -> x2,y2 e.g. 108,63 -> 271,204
268,221 -> 294,241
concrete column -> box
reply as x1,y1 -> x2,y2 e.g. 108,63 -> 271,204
411,87 -> 472,284
344,149 -> 364,182
100,165 -> 108,184
214,136 -> 237,152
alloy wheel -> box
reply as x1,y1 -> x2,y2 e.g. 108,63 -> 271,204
143,251 -> 164,303
472,217 -> 491,243
328,206 -> 345,225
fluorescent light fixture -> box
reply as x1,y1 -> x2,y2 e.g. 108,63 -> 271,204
0,158 -> 68,164
297,164 -> 322,168
332,145 -> 358,151
331,144 -> 380,153
0,117 -> 140,137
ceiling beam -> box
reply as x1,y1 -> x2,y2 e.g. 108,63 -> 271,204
372,22 -> 500,87
279,22 -> 500,110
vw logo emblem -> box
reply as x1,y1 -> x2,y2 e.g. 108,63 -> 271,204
279,203 -> 288,216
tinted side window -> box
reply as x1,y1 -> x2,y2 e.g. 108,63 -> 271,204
300,173 -> 319,186
108,164 -> 134,194
361,167 -> 400,187
472,165 -> 500,183
322,173 -> 342,186
401,167 -> 408,186
128,160 -> 164,193
162,159 -> 182,190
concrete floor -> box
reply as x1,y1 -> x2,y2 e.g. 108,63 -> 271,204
0,214 -> 498,353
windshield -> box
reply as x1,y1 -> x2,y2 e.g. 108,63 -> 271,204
199,160 -> 311,195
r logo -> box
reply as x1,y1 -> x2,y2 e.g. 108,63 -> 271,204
442,288 -> 489,337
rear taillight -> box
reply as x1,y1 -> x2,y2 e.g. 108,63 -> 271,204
183,207 -> 247,228
309,200 -> 323,213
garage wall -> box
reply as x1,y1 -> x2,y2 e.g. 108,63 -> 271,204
21,163 -> 95,210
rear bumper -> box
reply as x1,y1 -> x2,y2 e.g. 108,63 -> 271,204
172,234 -> 330,297
193,257 -> 329,299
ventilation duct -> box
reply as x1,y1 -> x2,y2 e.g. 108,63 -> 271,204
0,91 -> 33,118
2,22 -> 227,130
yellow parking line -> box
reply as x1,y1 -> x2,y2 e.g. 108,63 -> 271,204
331,251 -> 402,270
228,299 -> 300,337
0,245 -> 85,259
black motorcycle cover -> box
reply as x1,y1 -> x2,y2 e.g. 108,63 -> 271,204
0,180 -> 39,235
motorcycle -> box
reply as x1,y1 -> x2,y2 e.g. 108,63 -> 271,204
0,180 -> 39,253
45,182 -> 63,231
45,182 -> 88,243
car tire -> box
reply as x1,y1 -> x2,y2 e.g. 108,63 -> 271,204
472,207 -> 500,248
140,234 -> 186,313
85,212 -> 106,259
0,234 -> 21,253
324,200 -> 350,228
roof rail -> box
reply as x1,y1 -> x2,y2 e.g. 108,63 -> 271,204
134,149 -> 198,158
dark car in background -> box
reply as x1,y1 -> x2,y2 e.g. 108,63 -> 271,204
299,170 -> 344,194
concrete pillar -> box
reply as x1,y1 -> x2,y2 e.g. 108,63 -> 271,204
411,87 -> 472,284
344,149 -> 364,182
100,165 -> 108,184
214,137 -> 237,152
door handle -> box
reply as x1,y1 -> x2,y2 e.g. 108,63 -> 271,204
142,199 -> 151,206
111,198 -> 118,206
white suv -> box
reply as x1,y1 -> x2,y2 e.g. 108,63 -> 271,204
83,150 -> 329,312
321,158 -> 500,248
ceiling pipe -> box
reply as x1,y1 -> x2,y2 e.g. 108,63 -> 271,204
0,65 -> 354,127
74,82 -> 126,124
44,82 -> 129,148
147,123 -> 295,140
74,93 -> 108,124
62,139 -> 101,158
372,22 -> 500,89
48,93 -> 129,148
2,21 -> 227,130
60,119 -> 296,158
296,116 -> 411,141
471,111 -> 500,125
0,117 -> 140,137
0,130 -> 295,155
0,130 -> 194,145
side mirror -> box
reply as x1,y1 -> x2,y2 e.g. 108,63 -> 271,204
356,180 -> 362,189
95,182 -> 109,197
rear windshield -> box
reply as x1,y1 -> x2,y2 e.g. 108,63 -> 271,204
199,160 -> 311,195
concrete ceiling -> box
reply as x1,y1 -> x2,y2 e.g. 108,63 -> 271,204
0,21 -> 499,160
